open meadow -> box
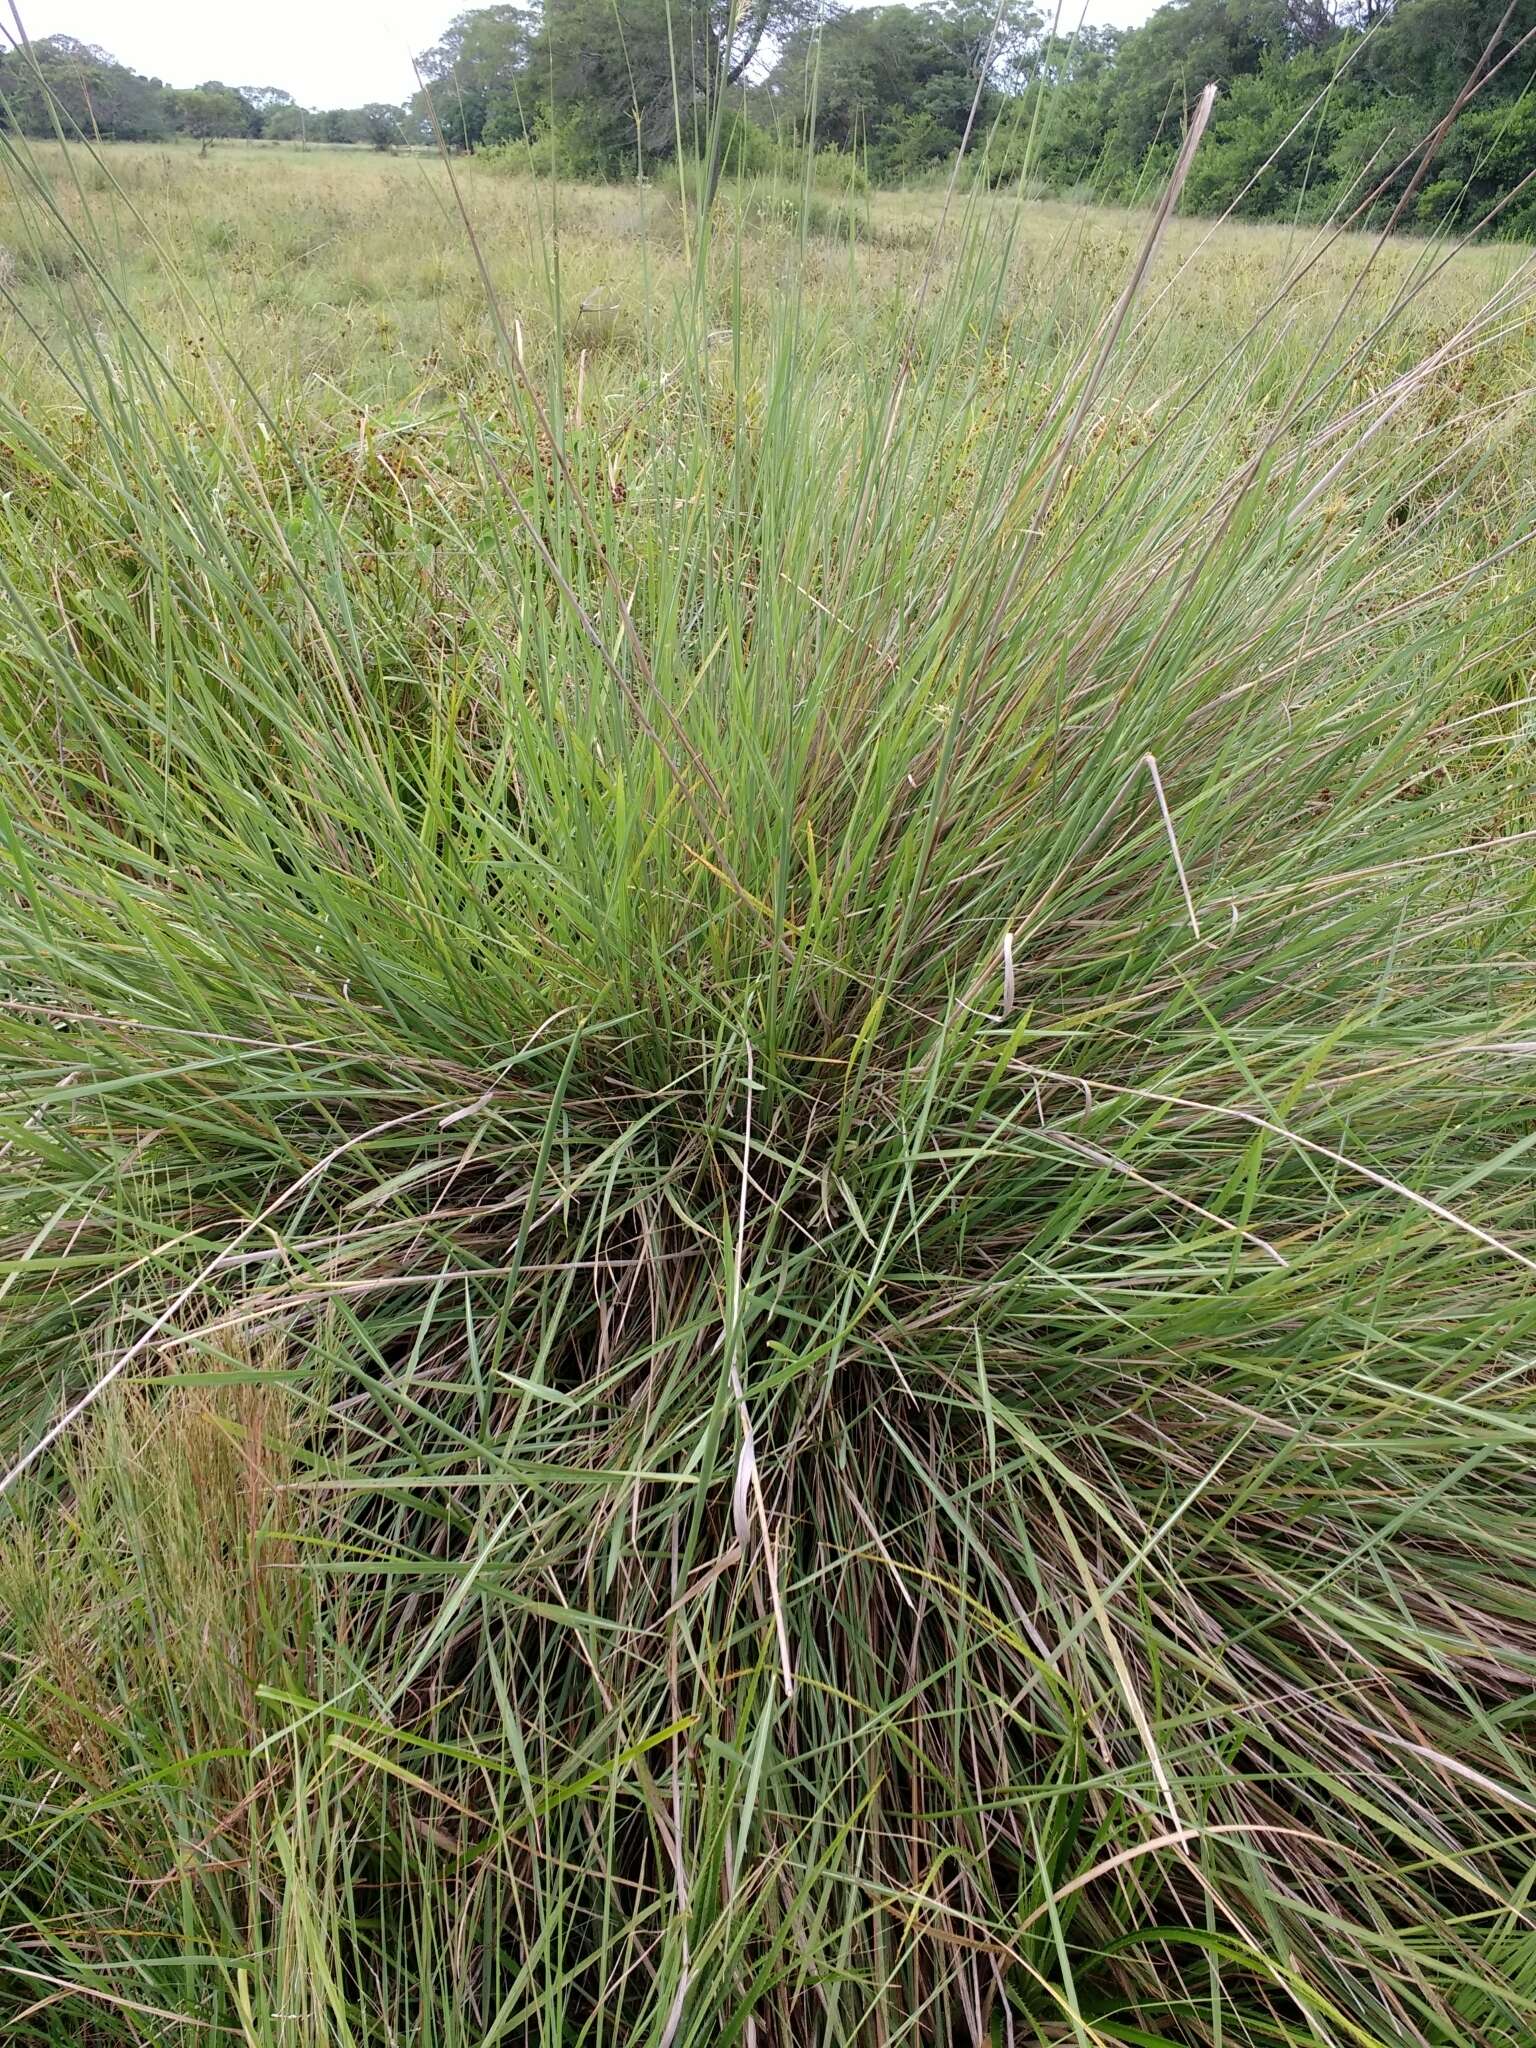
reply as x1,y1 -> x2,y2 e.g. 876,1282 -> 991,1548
2,137 -> 1536,2044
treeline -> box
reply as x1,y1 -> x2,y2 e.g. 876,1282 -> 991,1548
990,0 -> 1536,233
4,0 -> 1535,235
0,38 -> 409,149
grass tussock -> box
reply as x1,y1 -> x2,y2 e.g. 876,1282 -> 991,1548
1,133 -> 1535,2045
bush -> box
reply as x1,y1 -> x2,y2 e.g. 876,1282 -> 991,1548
483,112 -> 611,180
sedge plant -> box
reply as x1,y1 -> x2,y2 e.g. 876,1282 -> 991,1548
0,81 -> 1535,2048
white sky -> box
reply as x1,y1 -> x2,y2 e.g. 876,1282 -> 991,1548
8,1 -> 1162,106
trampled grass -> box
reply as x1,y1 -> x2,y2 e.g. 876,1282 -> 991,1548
1,136 -> 1535,2044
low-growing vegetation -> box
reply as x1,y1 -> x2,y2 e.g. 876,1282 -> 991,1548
1,107 -> 1535,2048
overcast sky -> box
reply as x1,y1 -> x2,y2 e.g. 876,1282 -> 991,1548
7,0 -> 1163,106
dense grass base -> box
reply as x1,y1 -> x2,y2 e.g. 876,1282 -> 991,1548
1,142 -> 1535,2044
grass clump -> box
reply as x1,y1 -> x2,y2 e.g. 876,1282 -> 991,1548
1,134 -> 1535,2045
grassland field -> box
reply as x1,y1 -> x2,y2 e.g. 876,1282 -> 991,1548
0,136 -> 1535,2045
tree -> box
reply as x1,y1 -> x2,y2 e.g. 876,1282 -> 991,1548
928,0 -> 1043,94
240,85 -> 297,117
0,35 -> 170,139
765,2 -> 1007,171
317,106 -> 366,144
260,102 -> 310,143
695,0 -> 825,200
1281,0 -> 1397,39
1361,0 -> 1535,105
533,0 -> 672,172
238,87 -> 307,139
1416,89 -> 1536,235
1180,44 -> 1364,213
167,81 -> 259,139
980,26 -> 1120,188
360,102 -> 407,150
536,0 -> 819,197
1098,0 -> 1289,181
413,6 -> 535,150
